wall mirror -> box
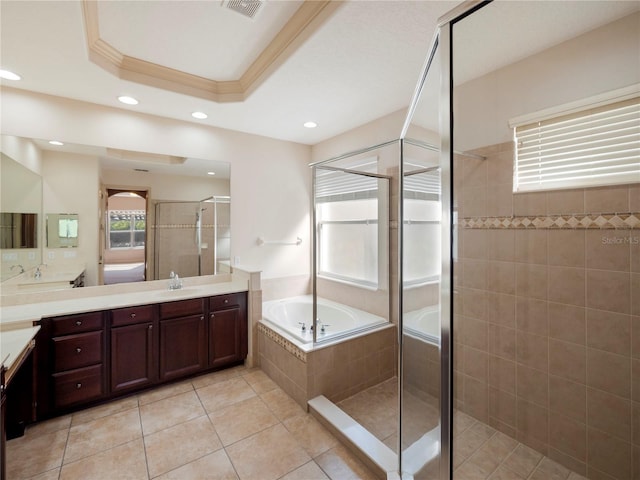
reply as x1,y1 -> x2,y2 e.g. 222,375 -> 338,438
46,213 -> 79,248
0,151 -> 42,281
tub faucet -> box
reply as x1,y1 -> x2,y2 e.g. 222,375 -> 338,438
298,322 -> 306,332
168,271 -> 183,290
10,264 -> 24,274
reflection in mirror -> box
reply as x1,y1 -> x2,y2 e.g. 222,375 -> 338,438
46,213 -> 78,248
0,212 -> 38,248
400,34 -> 443,479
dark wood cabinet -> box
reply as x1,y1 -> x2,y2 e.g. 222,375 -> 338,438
209,293 -> 247,368
159,299 -> 207,382
42,312 -> 106,412
110,305 -> 157,394
37,291 -> 247,418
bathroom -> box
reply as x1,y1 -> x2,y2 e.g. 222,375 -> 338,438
1,1 -> 639,479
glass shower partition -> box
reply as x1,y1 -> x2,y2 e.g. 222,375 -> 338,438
154,196 -> 231,279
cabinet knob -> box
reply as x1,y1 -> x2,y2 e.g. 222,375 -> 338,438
131,313 -> 136,318
76,320 -> 82,326
200,316 -> 205,321
148,324 -> 153,330
224,299 -> 229,304
76,347 -> 82,354
76,383 -> 82,389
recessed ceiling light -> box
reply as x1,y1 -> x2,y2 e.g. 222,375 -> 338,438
192,111 -> 208,120
207,171 -> 216,176
118,96 -> 139,105
0,69 -> 21,81
303,121 -> 318,128
48,140 -> 64,146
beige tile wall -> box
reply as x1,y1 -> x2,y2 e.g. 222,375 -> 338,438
454,141 -> 640,480
259,325 -> 397,409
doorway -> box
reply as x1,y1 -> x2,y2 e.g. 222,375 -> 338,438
102,189 -> 148,285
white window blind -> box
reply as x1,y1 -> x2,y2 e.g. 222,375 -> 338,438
513,96 -> 640,192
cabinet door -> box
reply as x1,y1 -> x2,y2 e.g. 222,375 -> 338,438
159,315 -> 207,381
111,322 -> 157,394
209,307 -> 242,368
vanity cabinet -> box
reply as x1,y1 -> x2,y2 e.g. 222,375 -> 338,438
209,293 -> 247,368
159,298 -> 208,382
110,305 -> 157,394
45,312 -> 107,412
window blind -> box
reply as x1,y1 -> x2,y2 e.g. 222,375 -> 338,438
513,96 -> 640,192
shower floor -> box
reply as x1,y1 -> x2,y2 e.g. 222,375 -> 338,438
336,378 -> 585,480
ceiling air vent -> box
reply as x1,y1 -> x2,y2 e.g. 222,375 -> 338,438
222,0 -> 264,20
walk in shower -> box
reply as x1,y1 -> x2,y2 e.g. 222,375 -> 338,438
153,196 -> 230,279
398,1 -> 640,479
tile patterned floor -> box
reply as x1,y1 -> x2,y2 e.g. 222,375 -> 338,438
6,366 -> 379,480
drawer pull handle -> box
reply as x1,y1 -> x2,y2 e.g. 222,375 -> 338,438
76,321 -> 82,326
131,313 -> 136,318
76,383 -> 82,389
76,348 -> 82,354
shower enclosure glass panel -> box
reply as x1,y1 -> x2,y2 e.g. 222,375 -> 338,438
154,196 -> 230,279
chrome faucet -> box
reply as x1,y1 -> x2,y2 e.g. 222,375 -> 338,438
168,271 -> 183,290
34,264 -> 46,279
10,264 -> 24,274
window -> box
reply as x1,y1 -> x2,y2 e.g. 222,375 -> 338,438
108,210 -> 146,249
511,89 -> 639,193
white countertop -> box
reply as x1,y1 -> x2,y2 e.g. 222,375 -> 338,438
0,326 -> 40,377
1,263 -> 86,294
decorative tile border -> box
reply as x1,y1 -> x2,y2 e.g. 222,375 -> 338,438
461,213 -> 640,229
258,323 -> 307,363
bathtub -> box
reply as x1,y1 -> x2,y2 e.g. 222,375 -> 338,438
261,295 -> 388,345
403,305 -> 440,345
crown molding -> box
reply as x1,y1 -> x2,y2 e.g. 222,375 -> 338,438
82,0 -> 341,103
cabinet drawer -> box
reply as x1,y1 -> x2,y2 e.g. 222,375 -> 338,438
52,364 -> 103,409
159,298 -> 204,319
209,292 -> 246,311
53,331 -> 103,372
112,305 -> 155,327
51,312 -> 103,336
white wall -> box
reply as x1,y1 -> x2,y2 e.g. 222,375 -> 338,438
454,12 -> 640,151
1,89 -> 312,280
0,135 -> 43,176
42,151 -> 100,285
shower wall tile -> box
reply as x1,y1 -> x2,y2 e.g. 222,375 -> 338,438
547,266 -> 586,307
455,140 -> 639,478
548,302 -> 586,345
547,230 -> 585,267
585,185 -> 630,214
587,388 -> 632,442
586,269 -> 631,314
586,348 -> 631,399
549,375 -> 586,423
586,309 -> 631,356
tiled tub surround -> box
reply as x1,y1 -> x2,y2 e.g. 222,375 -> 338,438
454,141 -> 640,480
258,322 -> 397,409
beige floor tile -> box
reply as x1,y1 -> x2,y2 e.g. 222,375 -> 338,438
59,438 -> 148,480
6,429 -> 68,479
260,387 -> 306,422
191,366 -> 244,389
138,380 -> 193,406
226,424 -> 311,480
155,450 -> 239,480
196,376 -> 256,413
530,457 -> 571,480
25,415 -> 71,436
314,444 -> 378,480
71,395 -> 139,426
487,465 -> 526,480
243,369 -> 278,394
64,408 -> 142,464
279,461 -> 330,480
28,468 -> 62,480
454,458 -> 492,480
283,414 -> 339,459
502,444 -> 543,478
144,415 -> 222,478
208,395 -> 279,446
139,390 -> 205,435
